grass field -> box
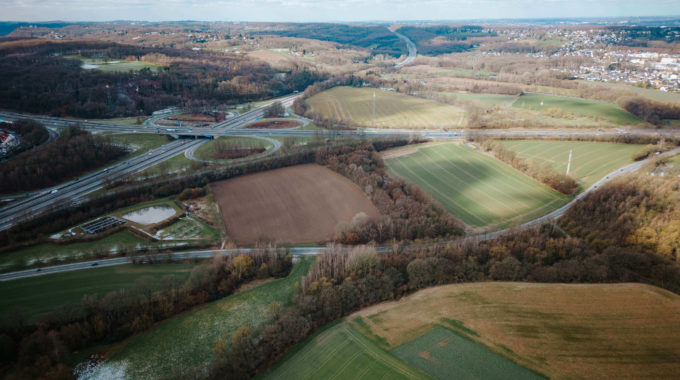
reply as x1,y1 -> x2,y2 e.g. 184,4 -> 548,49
513,93 -> 641,125
390,327 -> 544,380
66,55 -> 161,73
305,86 -> 466,129
93,257 -> 313,380
193,136 -> 273,161
499,140 -> 643,187
351,282 -> 680,380
211,164 -> 380,244
0,264 -> 196,321
260,320 -> 429,380
384,143 -> 570,228
443,92 -> 518,106
0,230 -> 147,273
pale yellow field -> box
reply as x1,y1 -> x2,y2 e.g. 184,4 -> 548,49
305,86 -> 466,129
350,282 -> 680,380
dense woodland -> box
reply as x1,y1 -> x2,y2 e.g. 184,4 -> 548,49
0,248 -> 292,379
619,97 -> 680,126
263,23 -> 405,57
0,41 -> 326,118
396,25 -> 496,55
0,126 -> 127,194
0,120 -> 50,159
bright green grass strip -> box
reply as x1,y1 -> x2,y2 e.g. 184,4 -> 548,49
99,257 -> 313,380
390,326 -> 545,380
385,143 -> 569,228
260,320 -> 429,380
512,93 -> 640,125
499,140 -> 643,187
0,264 -> 196,322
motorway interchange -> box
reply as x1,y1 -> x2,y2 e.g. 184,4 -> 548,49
1,92 -> 680,278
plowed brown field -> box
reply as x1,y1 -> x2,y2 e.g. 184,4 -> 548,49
211,164 -> 379,244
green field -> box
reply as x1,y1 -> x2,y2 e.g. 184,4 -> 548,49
193,136 -> 274,161
93,257 -> 313,379
306,86 -> 466,129
0,230 -> 146,273
261,320 -> 428,380
513,93 -> 641,125
390,327 -> 544,380
0,264 -> 196,321
66,55 -> 161,73
443,92 -> 518,106
384,143 -> 570,228
139,153 -> 198,176
499,140 -> 643,187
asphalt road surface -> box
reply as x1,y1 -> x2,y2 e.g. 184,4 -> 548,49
393,31 -> 417,68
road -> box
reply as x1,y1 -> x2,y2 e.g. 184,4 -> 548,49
0,94 -> 300,231
4,146 -> 678,281
0,247 -> 322,281
393,31 -> 417,68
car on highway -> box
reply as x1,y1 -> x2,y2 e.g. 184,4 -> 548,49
50,189 -> 58,194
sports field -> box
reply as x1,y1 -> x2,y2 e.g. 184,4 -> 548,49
305,86 -> 466,129
260,320 -> 428,380
499,140 -> 643,187
390,327 -> 544,380
211,164 -> 380,244
351,282 -> 680,380
384,143 -> 570,228
0,264 -> 196,321
91,257 -> 313,380
513,93 -> 641,125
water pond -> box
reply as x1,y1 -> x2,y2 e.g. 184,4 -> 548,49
122,205 -> 176,225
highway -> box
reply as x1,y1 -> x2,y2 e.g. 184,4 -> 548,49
0,94 -> 300,231
3,146 -> 678,281
393,31 -> 417,68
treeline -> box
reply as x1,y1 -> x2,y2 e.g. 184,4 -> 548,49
619,97 -> 680,126
263,23 -> 405,57
0,248 -> 292,379
0,126 -> 127,194
0,41 -> 327,118
479,140 -> 579,194
204,220 -> 680,378
0,138 -> 408,250
396,26 -> 495,56
317,143 -> 466,243
0,120 -> 49,159
561,174 -> 680,263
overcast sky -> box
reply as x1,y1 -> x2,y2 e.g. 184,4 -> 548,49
2,0 -> 679,22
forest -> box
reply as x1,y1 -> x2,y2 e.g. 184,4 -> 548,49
0,126 -> 127,194
0,120 -> 50,159
396,25 -> 496,55
0,41 -> 326,119
619,97 -> 680,126
0,248 -> 292,379
262,23 -> 406,57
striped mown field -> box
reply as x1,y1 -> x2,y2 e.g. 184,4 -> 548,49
384,143 -> 570,228
305,86 -> 466,129
260,320 -> 428,380
513,93 -> 641,125
499,140 -> 643,187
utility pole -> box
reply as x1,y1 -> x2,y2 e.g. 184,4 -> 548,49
372,91 -> 376,127
566,149 -> 573,176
